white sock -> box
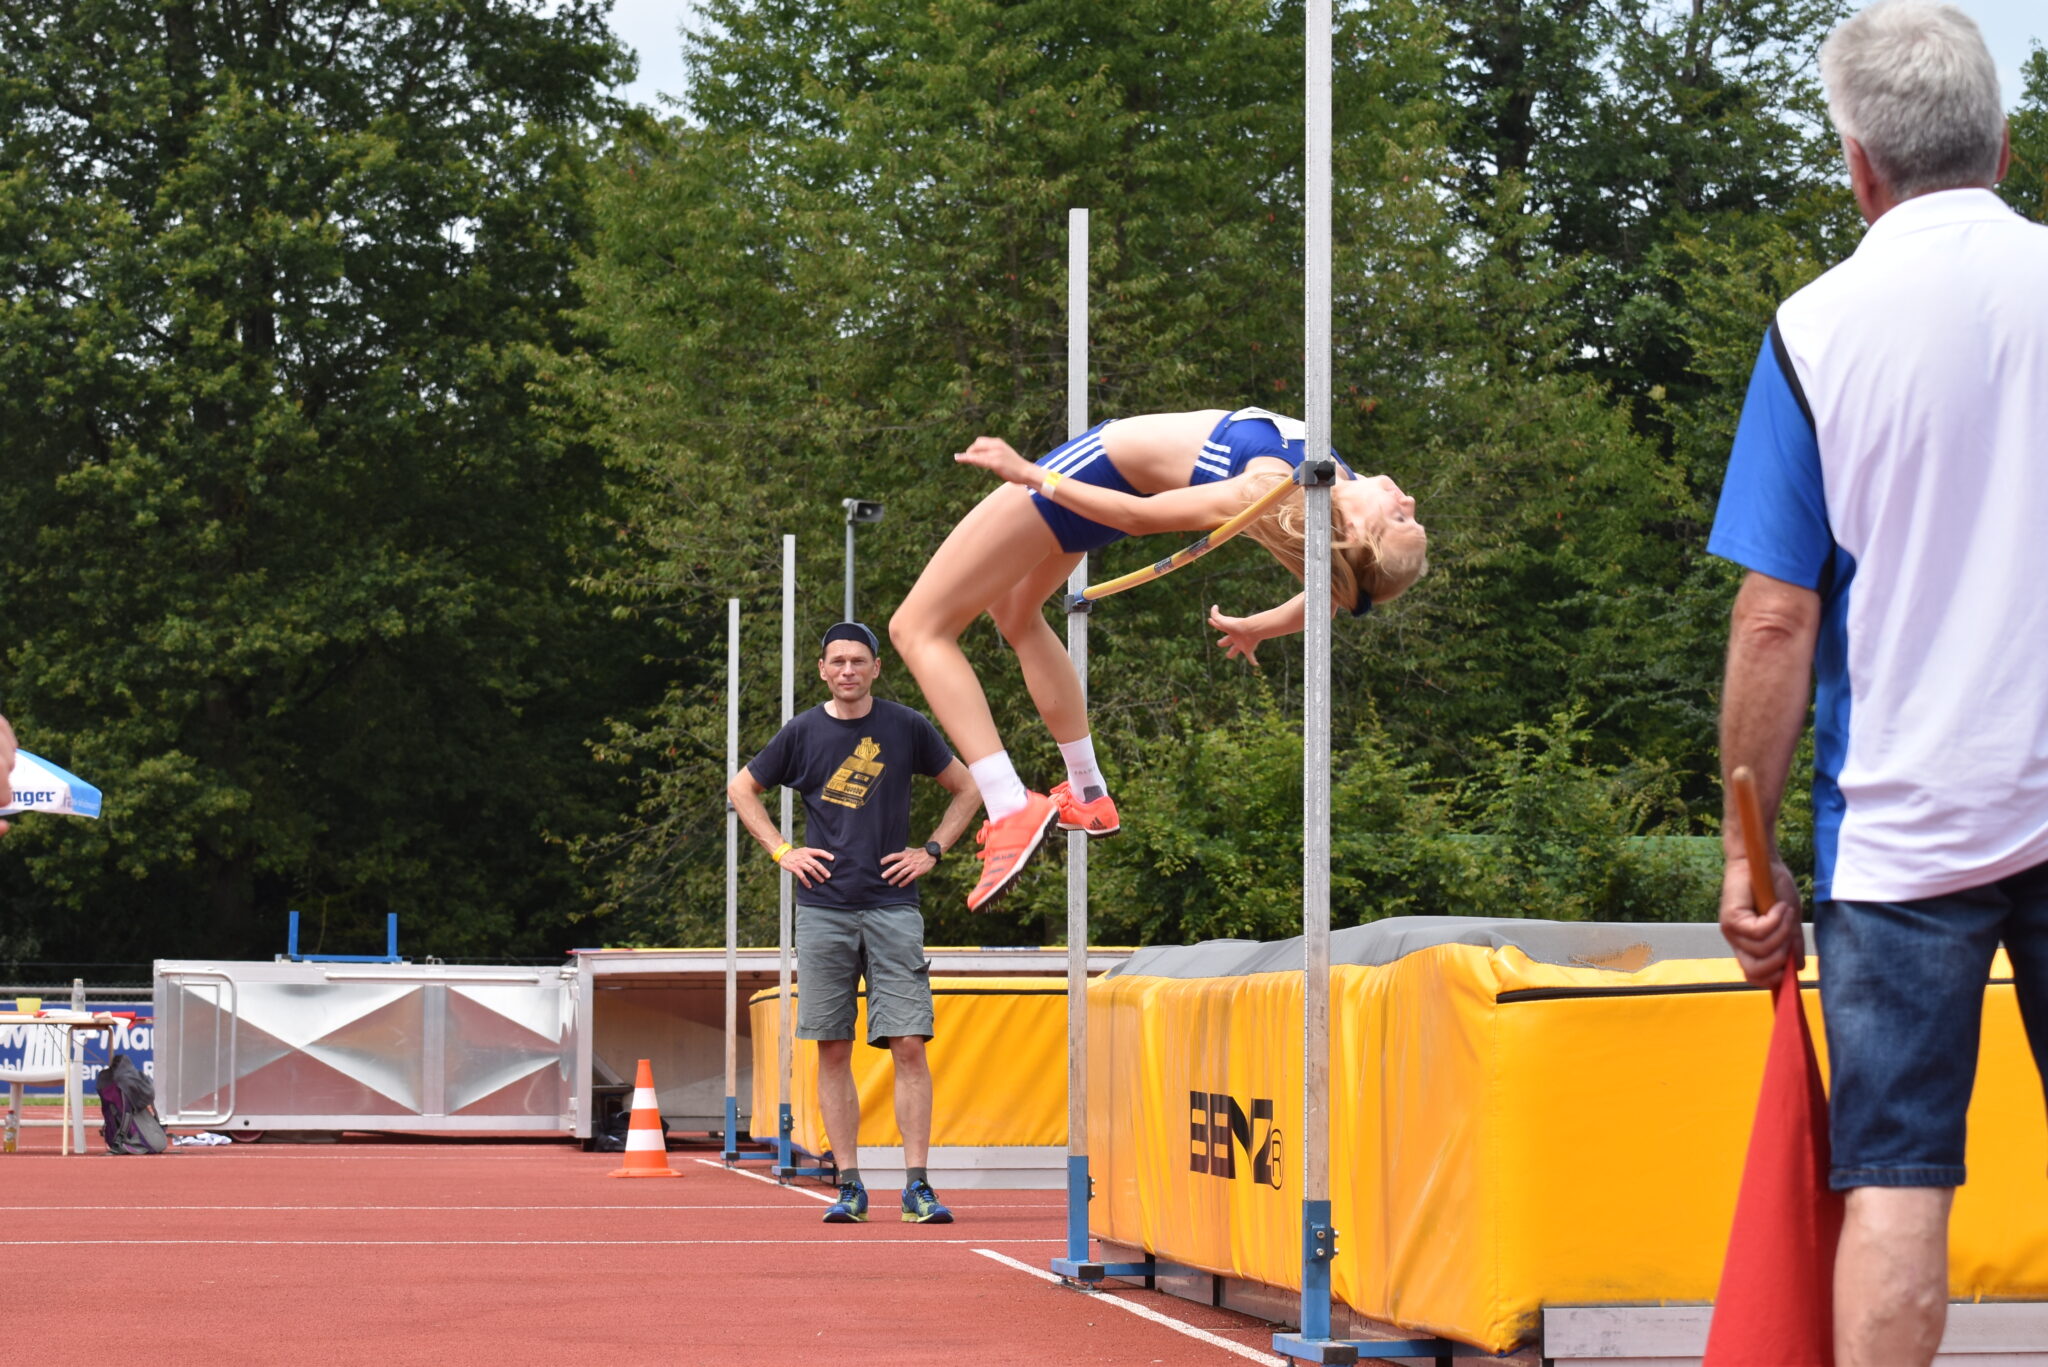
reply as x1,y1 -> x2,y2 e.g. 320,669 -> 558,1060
968,751 -> 1030,821
1058,736 -> 1108,804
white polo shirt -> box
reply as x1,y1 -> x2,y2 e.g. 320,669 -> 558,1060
1710,188 -> 2048,902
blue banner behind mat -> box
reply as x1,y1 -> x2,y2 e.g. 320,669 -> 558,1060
0,1001 -> 153,1096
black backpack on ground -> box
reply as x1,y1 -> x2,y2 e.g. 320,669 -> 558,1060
592,1102 -> 668,1153
97,1052 -> 169,1155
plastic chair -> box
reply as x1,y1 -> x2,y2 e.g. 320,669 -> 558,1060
0,1023 -> 78,1153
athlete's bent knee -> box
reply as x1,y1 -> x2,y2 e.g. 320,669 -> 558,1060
888,609 -> 925,657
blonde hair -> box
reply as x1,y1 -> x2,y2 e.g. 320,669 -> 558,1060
1238,473 -> 1429,612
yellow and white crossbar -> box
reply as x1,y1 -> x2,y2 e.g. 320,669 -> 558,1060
1066,473 -> 1296,611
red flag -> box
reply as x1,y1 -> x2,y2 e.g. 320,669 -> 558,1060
1703,973 -> 1844,1366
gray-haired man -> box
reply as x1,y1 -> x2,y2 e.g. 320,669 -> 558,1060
1711,3 -> 2047,1363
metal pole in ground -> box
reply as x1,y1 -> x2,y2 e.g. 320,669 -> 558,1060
723,597 -> 742,1162
1057,205 -> 1094,1277
1275,0 -> 1340,1356
776,534 -> 797,1179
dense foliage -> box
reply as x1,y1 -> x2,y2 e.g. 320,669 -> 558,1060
564,0 -> 1923,949
3,1 -> 2042,965
0,0 -> 652,968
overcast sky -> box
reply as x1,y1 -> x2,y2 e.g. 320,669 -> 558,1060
605,0 -> 2044,123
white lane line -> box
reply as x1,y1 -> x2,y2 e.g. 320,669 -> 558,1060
0,1238 -> 1065,1247
692,1156 -> 834,1202
972,1248 -> 1288,1366
0,1204 -> 848,1212
8,1154 -> 592,1163
0,1203 -> 1058,1212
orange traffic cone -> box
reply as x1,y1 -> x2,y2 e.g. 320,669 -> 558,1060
608,1058 -> 680,1178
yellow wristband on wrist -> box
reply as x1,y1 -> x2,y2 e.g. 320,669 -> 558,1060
770,841 -> 793,864
1040,470 -> 1065,500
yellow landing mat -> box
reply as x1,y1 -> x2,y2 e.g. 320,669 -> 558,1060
1089,919 -> 2048,1354
748,976 -> 1067,1150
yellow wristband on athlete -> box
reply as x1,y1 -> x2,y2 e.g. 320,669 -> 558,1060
769,841 -> 793,864
1040,470 -> 1065,500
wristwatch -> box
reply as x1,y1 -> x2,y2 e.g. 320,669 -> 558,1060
924,840 -> 944,862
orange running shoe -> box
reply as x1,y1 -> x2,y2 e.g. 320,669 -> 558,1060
966,792 -> 1058,912
1049,780 -> 1121,838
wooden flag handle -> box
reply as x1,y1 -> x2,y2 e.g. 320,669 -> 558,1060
1730,765 -> 1777,914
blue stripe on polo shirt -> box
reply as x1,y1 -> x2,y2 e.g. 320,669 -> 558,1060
1710,326 -> 1855,898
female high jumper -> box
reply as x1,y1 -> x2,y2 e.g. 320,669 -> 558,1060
888,406 -> 1429,911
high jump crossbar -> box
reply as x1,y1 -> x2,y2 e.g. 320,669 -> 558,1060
1064,473 -> 1295,610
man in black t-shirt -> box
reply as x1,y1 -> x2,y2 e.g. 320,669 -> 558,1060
728,621 -> 980,1226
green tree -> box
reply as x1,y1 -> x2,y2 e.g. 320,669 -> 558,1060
571,0 -> 1862,947
0,0 -> 648,966
568,0 -> 1478,944
2002,44 -> 2048,222
1445,0 -> 1852,402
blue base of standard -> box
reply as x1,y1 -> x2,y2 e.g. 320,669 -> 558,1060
1271,1334 -> 1464,1364
1049,1155 -> 1153,1284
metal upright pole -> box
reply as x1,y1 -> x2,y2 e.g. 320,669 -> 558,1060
723,597 -> 742,1162
1277,0 -> 1339,1356
1058,206 -> 1095,1277
776,534 -> 797,1179
843,521 -> 855,623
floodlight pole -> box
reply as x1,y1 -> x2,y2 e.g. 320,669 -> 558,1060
723,598 -> 742,1162
844,519 -> 855,623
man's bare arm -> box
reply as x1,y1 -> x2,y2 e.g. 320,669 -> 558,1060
726,767 -> 833,888
927,759 -> 981,850
879,758 -> 982,888
1718,571 -> 1820,986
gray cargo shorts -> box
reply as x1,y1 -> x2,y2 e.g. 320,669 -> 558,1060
794,902 -> 935,1047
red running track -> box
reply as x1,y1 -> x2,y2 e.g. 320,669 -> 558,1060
1,1127 -> 1288,1367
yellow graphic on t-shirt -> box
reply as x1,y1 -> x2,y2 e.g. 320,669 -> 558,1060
823,737 -> 884,809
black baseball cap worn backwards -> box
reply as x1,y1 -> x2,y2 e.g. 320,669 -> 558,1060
820,621 -> 881,656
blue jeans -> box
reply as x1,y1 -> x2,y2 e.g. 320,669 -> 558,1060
1818,858 -> 2048,1190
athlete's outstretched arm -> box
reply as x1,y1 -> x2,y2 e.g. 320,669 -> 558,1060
1210,595 -> 1304,664
1208,591 -> 1351,665
954,436 -> 1244,535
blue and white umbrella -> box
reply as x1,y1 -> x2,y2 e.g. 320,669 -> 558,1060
2,749 -> 102,819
